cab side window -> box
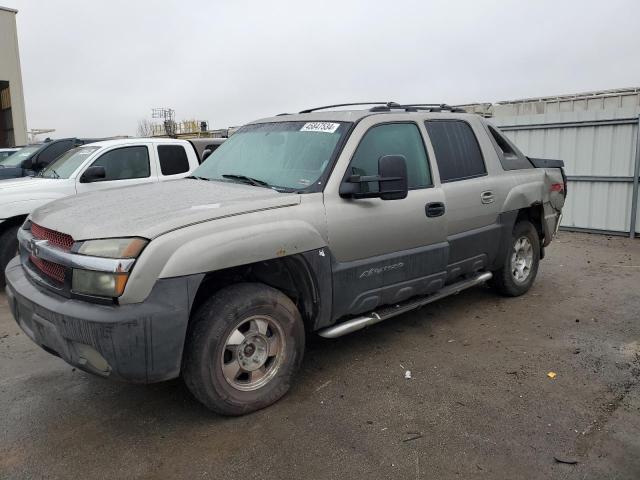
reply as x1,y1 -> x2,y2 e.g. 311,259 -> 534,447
425,120 -> 486,182
91,146 -> 150,181
349,123 -> 431,192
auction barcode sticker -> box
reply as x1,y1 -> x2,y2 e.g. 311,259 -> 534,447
300,122 -> 340,133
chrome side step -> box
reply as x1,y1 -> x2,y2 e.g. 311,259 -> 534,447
317,271 -> 493,338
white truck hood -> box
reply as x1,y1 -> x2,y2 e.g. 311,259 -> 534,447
0,176 -> 65,192
0,177 -> 76,213
30,179 -> 300,240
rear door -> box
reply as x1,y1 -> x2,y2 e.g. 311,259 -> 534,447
324,118 -> 448,320
156,143 -> 193,180
423,119 -> 502,280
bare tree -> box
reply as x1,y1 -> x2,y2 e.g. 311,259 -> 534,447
136,119 -> 155,137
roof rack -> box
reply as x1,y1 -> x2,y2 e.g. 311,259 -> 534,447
296,102 -> 467,114
369,103 -> 467,113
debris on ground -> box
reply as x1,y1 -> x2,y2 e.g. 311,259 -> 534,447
402,432 -> 423,443
553,456 -> 578,465
547,371 -> 557,379
314,380 -> 332,392
404,370 -> 412,379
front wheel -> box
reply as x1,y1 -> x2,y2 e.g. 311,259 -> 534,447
491,220 -> 540,296
183,283 -> 305,416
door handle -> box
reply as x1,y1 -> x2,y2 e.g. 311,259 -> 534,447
425,202 -> 445,217
481,191 -> 495,204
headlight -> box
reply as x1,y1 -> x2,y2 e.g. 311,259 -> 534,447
77,237 -> 147,258
72,237 -> 148,297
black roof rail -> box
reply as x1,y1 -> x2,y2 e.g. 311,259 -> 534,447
296,102 -> 467,114
299,102 -> 390,114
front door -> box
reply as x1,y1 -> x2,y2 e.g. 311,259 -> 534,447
324,120 -> 448,320
75,145 -> 155,194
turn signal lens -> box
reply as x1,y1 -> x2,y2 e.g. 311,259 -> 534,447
77,238 -> 148,259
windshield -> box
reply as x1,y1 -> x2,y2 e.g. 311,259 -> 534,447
0,145 -> 41,167
192,121 -> 350,191
39,146 -> 101,179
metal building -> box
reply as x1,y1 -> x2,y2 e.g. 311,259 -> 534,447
482,88 -> 640,238
0,5 -> 27,147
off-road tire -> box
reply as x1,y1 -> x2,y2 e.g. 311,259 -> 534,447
0,226 -> 19,288
491,220 -> 540,297
183,283 -> 305,416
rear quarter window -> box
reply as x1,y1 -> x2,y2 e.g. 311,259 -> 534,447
486,125 -> 533,170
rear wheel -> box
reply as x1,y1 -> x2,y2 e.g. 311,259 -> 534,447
0,226 -> 19,288
492,220 -> 540,297
183,283 -> 305,416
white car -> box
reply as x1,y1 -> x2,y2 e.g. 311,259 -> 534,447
0,137 -> 203,285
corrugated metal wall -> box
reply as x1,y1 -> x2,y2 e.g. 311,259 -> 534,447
488,89 -> 640,237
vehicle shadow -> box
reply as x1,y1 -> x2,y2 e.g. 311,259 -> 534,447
11,284 -> 497,429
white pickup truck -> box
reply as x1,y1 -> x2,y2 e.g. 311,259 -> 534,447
0,137 -> 205,285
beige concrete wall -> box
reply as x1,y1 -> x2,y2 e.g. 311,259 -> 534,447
0,6 -> 27,146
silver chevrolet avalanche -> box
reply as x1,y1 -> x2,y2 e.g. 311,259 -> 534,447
5,103 -> 566,415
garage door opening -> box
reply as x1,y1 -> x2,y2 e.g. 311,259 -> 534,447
0,81 -> 15,147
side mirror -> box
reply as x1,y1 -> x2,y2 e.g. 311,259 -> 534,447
201,149 -> 213,162
80,165 -> 106,183
20,158 -> 33,170
378,155 -> 408,200
339,154 -> 408,200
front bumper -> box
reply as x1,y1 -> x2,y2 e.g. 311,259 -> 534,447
5,257 -> 201,383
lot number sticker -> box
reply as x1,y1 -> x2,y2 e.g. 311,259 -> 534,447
300,122 -> 340,133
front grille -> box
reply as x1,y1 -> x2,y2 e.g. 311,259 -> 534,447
30,254 -> 66,284
31,223 -> 74,251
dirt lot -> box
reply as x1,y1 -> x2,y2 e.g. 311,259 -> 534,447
1,232 -> 639,479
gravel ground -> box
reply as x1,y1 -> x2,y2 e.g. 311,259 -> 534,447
1,232 -> 639,479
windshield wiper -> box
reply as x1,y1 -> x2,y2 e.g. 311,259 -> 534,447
186,175 -> 211,181
221,174 -> 270,188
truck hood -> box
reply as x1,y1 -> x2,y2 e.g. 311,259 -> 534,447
0,177 -> 76,220
0,176 -> 62,190
30,179 -> 300,240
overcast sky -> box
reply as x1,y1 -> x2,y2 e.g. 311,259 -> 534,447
3,0 -> 640,138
